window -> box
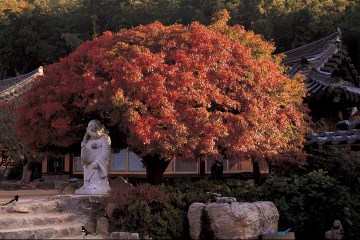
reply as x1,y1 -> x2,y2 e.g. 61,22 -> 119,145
74,156 -> 83,173
128,151 -> 146,172
111,150 -> 127,172
174,160 -> 198,173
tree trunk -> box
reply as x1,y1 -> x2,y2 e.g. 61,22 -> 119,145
30,161 -> 42,181
21,162 -> 32,184
142,155 -> 170,185
252,161 -> 261,186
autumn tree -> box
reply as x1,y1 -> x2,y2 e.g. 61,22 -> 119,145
0,0 -> 28,21
0,97 -> 44,183
0,98 -> 26,165
15,21 -> 310,184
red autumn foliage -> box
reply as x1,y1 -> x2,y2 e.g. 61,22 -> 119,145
15,20 -> 310,167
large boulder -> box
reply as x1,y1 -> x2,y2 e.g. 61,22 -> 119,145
188,201 -> 279,240
188,203 -> 206,240
109,176 -> 133,190
96,216 -> 109,237
105,203 -> 116,218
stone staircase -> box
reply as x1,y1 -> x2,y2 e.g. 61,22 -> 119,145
0,198 -> 83,239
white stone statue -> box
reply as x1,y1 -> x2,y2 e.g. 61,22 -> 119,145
75,119 -> 111,195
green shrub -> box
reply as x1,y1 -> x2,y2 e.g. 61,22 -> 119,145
105,174 -> 358,239
261,170 -> 347,239
306,146 -> 360,193
343,193 -> 360,240
164,178 -> 234,210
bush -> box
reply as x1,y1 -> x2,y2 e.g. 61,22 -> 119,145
260,170 -> 347,239
343,193 -> 360,240
105,174 -> 358,239
163,178 -> 247,211
306,146 -> 360,193
106,183 -> 186,239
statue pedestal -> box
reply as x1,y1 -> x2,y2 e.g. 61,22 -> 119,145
75,188 -> 110,195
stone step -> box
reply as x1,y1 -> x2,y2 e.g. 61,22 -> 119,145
0,222 -> 83,239
0,213 -> 78,230
57,234 -> 103,239
0,200 -> 61,214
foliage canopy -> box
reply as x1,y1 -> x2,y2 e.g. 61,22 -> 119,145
16,20 -> 309,168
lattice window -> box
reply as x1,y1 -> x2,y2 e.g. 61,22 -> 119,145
128,152 -> 146,172
111,150 -> 127,172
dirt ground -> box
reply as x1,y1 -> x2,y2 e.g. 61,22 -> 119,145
0,189 -> 61,202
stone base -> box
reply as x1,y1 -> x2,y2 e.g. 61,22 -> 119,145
262,232 -> 295,239
75,188 -> 110,195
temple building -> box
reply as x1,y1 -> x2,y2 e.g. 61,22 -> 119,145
282,29 -> 360,129
279,29 -> 360,147
0,67 -> 43,101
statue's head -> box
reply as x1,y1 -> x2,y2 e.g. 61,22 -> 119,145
333,220 -> 342,230
86,119 -> 105,139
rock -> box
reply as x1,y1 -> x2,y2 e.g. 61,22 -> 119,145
20,185 -> 33,190
109,176 -> 133,190
96,216 -> 109,236
69,178 -> 78,182
187,203 -> 206,240
35,181 -> 55,190
10,207 -> 31,213
207,202 -> 262,239
215,197 -> 237,203
48,195 -> 105,231
84,221 -> 96,234
75,188 -> 110,195
60,184 -> 77,194
105,203 -> 116,218
109,232 -> 139,239
188,201 -> 279,240
325,220 -> 344,240
26,234 -> 36,239
0,182 -> 33,191
254,201 -> 279,231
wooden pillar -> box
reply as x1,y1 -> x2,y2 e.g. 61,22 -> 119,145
64,154 -> 70,172
42,158 -> 48,174
338,111 -> 343,120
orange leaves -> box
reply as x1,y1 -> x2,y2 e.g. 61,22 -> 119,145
0,0 -> 28,20
15,19 -> 309,165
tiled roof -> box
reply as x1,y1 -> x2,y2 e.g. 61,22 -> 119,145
307,120 -> 360,145
282,31 -> 341,68
0,67 -> 43,101
281,29 -> 360,104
